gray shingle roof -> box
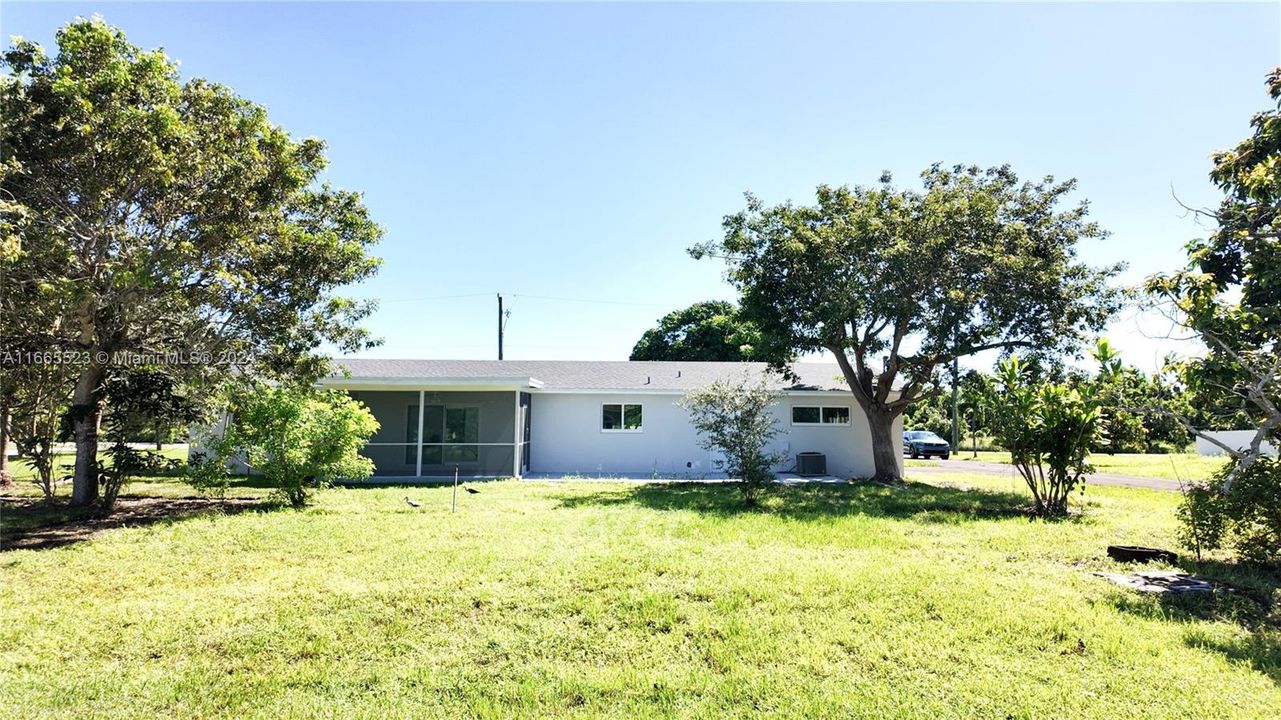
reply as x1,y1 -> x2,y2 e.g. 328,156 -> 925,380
329,359 -> 851,392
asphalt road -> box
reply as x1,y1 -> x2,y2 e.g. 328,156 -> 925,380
906,458 -> 1182,492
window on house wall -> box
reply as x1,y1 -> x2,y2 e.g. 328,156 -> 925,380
602,403 -> 643,432
792,405 -> 851,426
822,407 -> 850,425
792,406 -> 820,424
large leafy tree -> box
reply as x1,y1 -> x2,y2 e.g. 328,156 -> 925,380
1147,67 -> 1281,492
0,20 -> 382,506
630,300 -> 759,361
693,165 -> 1121,481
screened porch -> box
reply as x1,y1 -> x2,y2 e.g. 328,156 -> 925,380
347,390 -> 531,478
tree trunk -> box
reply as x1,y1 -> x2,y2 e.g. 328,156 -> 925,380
866,406 -> 903,482
69,364 -> 106,506
0,396 -> 10,473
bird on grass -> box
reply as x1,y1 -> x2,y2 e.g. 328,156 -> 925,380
464,487 -> 479,495
404,496 -> 422,508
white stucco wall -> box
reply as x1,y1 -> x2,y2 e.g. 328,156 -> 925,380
189,412 -> 253,475
528,391 -> 899,479
1195,430 -> 1277,457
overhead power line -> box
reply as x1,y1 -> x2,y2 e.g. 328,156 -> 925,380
376,292 -> 672,309
379,292 -> 494,304
512,293 -> 673,309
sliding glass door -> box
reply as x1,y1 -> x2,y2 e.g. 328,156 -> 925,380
442,407 -> 479,462
408,404 -> 480,466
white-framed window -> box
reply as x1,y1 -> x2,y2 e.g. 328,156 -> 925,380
602,403 -> 643,432
792,405 -> 850,426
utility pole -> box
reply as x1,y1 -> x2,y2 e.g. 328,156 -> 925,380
497,293 -> 504,360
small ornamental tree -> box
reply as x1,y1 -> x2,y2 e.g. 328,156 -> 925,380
1147,67 -> 1280,492
1147,68 -> 1281,563
990,357 -> 1102,517
1091,340 -> 1149,454
958,370 -> 995,457
13,419 -> 60,501
215,387 -> 378,507
1087,340 -> 1193,454
6,361 -> 75,501
679,373 -> 784,506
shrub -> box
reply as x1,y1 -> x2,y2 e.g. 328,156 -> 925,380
98,444 -> 181,509
14,436 -> 58,501
679,373 -> 784,506
990,357 -> 1102,517
1179,457 -> 1281,565
213,387 -> 378,507
98,369 -> 201,509
184,450 -> 231,501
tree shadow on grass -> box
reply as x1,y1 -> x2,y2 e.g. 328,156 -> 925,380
1108,559 -> 1281,684
554,480 -> 1038,523
1185,624 -> 1281,684
0,495 -> 270,552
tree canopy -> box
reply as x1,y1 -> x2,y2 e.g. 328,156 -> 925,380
0,19 -> 383,505
693,164 -> 1122,480
630,300 -> 759,362
1147,67 -> 1281,491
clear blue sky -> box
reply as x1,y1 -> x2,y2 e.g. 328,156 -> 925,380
4,2 -> 1278,370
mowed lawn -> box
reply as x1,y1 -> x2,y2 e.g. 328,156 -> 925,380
947,451 -> 1231,483
2,473 -> 1279,718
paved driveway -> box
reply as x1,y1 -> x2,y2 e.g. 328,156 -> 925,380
906,458 -> 1181,492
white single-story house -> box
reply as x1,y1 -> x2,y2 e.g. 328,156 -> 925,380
322,359 -> 901,480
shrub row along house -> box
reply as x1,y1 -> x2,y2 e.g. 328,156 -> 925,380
322,360 -> 900,479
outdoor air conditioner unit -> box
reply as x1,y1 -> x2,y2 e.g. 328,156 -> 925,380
796,452 -> 826,477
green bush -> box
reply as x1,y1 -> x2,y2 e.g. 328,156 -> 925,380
184,450 -> 231,501
1179,457 -> 1281,565
205,387 -> 379,507
989,357 -> 1102,517
679,373 -> 783,506
98,443 -> 181,509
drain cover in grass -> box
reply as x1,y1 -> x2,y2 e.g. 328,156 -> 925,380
1096,570 -> 1221,595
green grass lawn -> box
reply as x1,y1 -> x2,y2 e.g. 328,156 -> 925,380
2,445 -> 192,495
1,447 -> 200,537
943,450 -> 1230,483
1,473 -> 1278,718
